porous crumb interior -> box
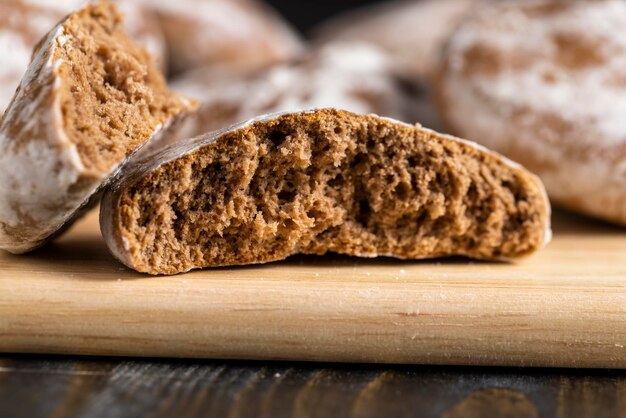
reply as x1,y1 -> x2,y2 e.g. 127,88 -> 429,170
117,110 -> 548,274
56,2 -> 190,173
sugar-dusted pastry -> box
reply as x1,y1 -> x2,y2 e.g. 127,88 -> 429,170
101,109 -> 551,275
312,1 -> 477,133
136,0 -> 304,75
313,0 -> 476,80
171,42 -> 435,136
438,0 -> 626,225
0,0 -> 167,111
0,1 -> 194,253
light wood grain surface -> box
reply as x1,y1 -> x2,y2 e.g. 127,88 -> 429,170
0,209 -> 625,368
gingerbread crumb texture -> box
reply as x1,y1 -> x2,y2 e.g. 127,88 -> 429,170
102,109 -> 551,275
56,2 -> 191,172
0,0 -> 166,110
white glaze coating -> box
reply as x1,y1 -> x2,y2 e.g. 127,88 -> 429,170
0,31 -> 32,110
171,42 -> 427,134
100,108 -> 552,268
314,0 -> 476,79
440,0 -> 626,224
0,24 -> 94,252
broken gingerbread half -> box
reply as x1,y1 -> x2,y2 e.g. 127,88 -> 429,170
0,1 -> 194,254
101,109 -> 551,275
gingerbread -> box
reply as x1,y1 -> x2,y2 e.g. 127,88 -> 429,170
101,109 -> 551,274
0,1 -> 194,253
438,0 -> 626,225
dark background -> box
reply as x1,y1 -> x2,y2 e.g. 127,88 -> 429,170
265,0 -> 387,33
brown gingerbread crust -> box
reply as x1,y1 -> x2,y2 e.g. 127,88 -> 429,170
101,109 -> 551,275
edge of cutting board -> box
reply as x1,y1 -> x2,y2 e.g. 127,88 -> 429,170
1,210 -> 625,368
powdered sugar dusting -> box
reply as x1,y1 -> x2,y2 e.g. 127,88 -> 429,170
441,0 -> 626,224
172,42 -> 417,134
449,0 -> 626,144
0,22 -> 93,252
315,0 -> 474,78
0,31 -> 34,110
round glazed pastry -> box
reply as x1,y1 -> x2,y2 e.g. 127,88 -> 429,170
0,1 -> 194,253
438,0 -> 626,225
0,0 -> 167,111
135,0 -> 304,75
171,42 -> 436,136
312,0 -> 477,134
313,0 -> 476,80
101,109 -> 551,275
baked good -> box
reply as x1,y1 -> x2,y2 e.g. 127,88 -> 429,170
0,1 -> 194,253
313,0 -> 476,80
100,109 -> 551,275
170,42 -> 435,136
135,0 -> 304,75
0,0 -> 167,111
438,0 -> 626,225
312,0 -> 477,133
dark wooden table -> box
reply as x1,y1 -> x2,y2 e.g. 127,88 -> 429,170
0,355 -> 624,418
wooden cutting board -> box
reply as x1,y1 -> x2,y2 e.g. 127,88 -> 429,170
1,209 -> 625,368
